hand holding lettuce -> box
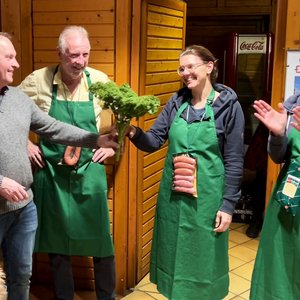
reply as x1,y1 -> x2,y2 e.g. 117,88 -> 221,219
90,81 -> 160,161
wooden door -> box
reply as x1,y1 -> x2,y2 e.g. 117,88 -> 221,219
129,0 -> 187,285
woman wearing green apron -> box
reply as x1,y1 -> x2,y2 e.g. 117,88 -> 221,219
128,45 -> 244,299
250,93 -> 300,300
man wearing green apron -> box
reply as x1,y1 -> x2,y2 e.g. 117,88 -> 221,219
19,26 -> 115,300
250,93 -> 300,300
127,45 -> 244,299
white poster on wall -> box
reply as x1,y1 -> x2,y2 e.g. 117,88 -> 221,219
285,50 -> 300,101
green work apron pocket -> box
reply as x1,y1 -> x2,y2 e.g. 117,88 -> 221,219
275,159 -> 300,216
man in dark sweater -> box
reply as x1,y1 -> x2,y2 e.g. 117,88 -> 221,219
0,32 -> 117,300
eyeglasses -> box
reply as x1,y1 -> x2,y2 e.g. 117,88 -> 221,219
177,62 -> 207,76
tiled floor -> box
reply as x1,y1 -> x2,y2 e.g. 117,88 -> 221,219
29,223 -> 258,300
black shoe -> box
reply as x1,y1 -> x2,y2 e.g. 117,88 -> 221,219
246,221 -> 262,238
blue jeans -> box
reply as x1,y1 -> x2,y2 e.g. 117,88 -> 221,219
0,201 -> 38,300
49,254 -> 116,300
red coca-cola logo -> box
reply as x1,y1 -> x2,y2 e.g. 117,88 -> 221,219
240,41 -> 264,51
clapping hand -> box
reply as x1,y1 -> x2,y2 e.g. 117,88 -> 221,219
291,106 -> 300,131
253,100 -> 287,136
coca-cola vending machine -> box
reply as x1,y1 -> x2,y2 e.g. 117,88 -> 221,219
224,33 -> 273,223
225,33 -> 273,144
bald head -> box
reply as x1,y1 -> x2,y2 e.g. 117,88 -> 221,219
0,33 -> 19,88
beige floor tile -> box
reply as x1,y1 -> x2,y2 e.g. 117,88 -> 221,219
229,240 -> 238,249
134,282 -> 158,293
231,263 -> 254,281
229,255 -> 246,271
229,230 -> 252,244
146,291 -> 168,300
234,224 -> 248,234
122,290 -> 155,299
230,223 -> 245,230
223,291 -> 237,299
135,273 -> 150,288
229,273 -> 251,295
228,245 -> 257,262
240,289 -> 250,300
242,239 -> 259,252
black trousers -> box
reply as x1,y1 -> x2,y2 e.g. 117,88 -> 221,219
49,254 -> 116,300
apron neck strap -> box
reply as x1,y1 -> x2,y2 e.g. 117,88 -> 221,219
52,66 -> 94,101
206,88 -> 215,105
84,69 -> 93,101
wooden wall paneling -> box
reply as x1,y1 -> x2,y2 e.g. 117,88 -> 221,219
32,0 -> 115,72
20,0 -> 33,81
285,0 -> 300,49
187,0 -> 272,16
136,0 -> 149,282
0,0 -> 21,68
144,147 -> 168,167
34,50 -> 114,65
137,0 -> 186,283
33,11 -> 114,24
143,195 -> 158,212
33,24 -> 114,37
187,0 -> 217,8
32,0 -> 114,12
1,0 -> 34,133
225,0 -> 272,7
264,0 -> 287,204
114,0 -> 132,294
126,0 -> 142,289
34,37 -> 114,50
143,170 -> 163,190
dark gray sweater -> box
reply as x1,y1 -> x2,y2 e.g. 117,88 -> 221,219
0,86 -> 99,214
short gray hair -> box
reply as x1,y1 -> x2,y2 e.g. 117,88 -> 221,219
57,26 -> 90,54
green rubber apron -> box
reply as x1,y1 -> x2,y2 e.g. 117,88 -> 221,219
150,91 -> 229,300
250,128 -> 300,300
33,67 -> 114,257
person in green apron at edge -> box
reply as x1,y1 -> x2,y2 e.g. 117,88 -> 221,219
19,26 -> 116,300
250,92 -> 300,300
126,45 -> 245,300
